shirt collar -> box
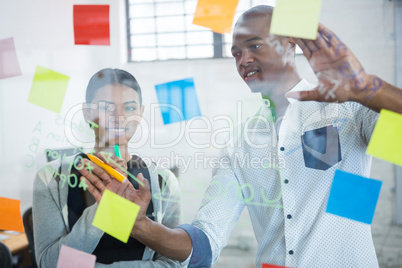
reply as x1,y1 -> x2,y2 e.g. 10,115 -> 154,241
260,79 -> 315,108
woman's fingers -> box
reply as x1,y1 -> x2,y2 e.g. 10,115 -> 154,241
78,161 -> 109,192
137,173 -> 151,198
82,176 -> 102,203
97,152 -> 128,177
83,159 -> 115,184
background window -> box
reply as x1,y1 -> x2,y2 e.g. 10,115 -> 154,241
126,0 -> 280,62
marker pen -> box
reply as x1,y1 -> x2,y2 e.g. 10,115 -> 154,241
114,144 -> 122,158
86,154 -> 127,183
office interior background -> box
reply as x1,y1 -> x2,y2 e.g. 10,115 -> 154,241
0,0 -> 401,267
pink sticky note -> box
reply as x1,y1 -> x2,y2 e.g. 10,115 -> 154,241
56,245 -> 96,268
262,264 -> 294,268
0,37 -> 22,79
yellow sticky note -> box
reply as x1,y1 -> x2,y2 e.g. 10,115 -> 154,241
92,189 -> 140,243
270,0 -> 322,40
366,109 -> 402,166
192,0 -> 239,34
28,65 -> 69,113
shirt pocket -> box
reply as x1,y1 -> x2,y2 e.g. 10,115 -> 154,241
301,124 -> 342,171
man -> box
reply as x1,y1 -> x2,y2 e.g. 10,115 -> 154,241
80,5 -> 402,267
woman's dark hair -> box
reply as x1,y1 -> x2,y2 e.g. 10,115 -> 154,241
86,68 -> 142,105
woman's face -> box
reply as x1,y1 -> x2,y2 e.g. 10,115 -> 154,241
84,83 -> 144,147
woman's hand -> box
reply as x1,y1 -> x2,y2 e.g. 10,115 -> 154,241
77,153 -> 152,222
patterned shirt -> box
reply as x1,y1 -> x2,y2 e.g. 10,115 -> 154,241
178,79 -> 380,268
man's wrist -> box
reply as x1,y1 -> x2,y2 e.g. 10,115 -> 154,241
349,74 -> 376,105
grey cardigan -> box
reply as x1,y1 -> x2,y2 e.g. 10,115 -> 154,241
33,154 -> 184,267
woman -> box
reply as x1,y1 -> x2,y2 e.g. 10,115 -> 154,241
33,68 -> 183,267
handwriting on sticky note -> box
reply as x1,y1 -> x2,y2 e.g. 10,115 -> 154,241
270,0 -> 322,40
57,245 -> 96,268
27,65 -> 69,113
326,170 -> 382,224
366,109 -> 402,166
192,0 -> 239,34
0,197 -> 24,233
92,189 -> 140,243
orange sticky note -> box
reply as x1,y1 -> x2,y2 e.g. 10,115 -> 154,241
192,0 -> 239,34
0,197 -> 24,232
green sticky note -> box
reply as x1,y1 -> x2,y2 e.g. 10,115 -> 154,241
92,189 -> 140,243
366,109 -> 402,166
270,0 -> 322,40
27,65 -> 69,113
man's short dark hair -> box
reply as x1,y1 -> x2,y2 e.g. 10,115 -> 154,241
235,5 -> 274,27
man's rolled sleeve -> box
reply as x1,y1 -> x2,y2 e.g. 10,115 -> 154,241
176,224 -> 212,268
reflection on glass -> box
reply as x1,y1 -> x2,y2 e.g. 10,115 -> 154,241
131,34 -> 156,47
185,0 -> 197,14
185,15 -> 208,32
129,0 -> 154,3
129,4 -> 154,18
156,2 -> 184,16
156,16 -> 185,32
157,47 -> 186,60
187,45 -> 213,59
223,44 -> 233,58
158,33 -> 185,47
132,48 -> 157,61
130,18 -> 155,34
186,31 -> 213,45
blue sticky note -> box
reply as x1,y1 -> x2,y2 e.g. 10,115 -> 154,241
154,78 -> 201,124
326,170 -> 382,224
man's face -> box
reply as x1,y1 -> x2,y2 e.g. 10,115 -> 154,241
231,16 -> 288,94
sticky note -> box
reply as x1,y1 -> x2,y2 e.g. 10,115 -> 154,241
326,170 -> 382,224
0,37 -> 22,79
92,189 -> 140,243
155,78 -> 201,124
74,5 -> 110,45
192,0 -> 239,34
262,264 -> 294,268
57,245 -> 96,268
0,197 -> 24,233
27,65 -> 69,113
366,109 -> 402,166
270,0 -> 322,40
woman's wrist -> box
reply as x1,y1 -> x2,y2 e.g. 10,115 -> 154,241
131,216 -> 152,238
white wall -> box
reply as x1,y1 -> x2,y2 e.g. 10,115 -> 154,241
0,0 -> 397,255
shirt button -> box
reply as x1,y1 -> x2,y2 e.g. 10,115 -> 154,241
289,250 -> 294,255
280,147 -> 285,151
287,214 -> 292,219
284,179 -> 289,184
